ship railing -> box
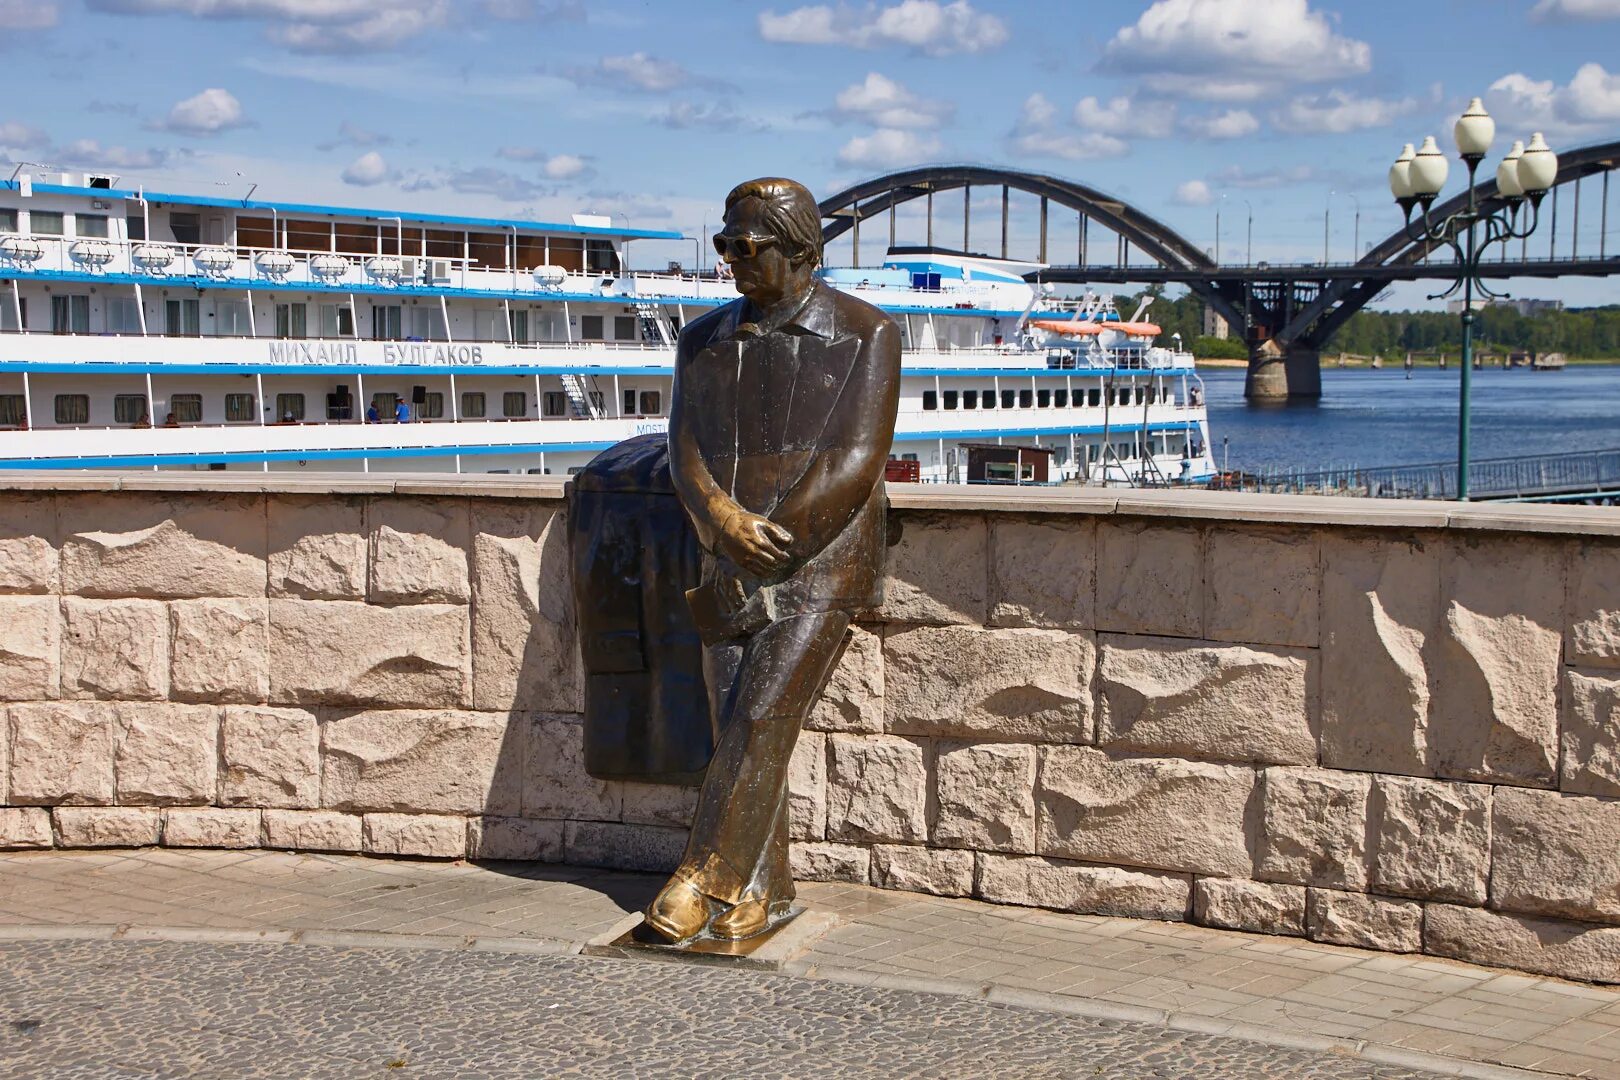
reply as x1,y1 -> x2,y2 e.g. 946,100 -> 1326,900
0,326 -> 678,351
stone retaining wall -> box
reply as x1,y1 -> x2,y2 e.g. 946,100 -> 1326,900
1,476 -> 1617,983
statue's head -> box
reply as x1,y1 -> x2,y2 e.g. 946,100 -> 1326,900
715,177 -> 821,304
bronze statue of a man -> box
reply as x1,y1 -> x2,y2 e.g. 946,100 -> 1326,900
643,177 -> 900,943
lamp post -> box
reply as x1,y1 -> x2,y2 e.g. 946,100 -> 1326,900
1243,198 -> 1253,265
1389,97 -> 1557,500
1323,190 -> 1332,264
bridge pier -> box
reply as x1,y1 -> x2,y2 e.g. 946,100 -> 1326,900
1245,345 -> 1322,402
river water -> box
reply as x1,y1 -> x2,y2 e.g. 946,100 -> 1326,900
1200,364 -> 1620,474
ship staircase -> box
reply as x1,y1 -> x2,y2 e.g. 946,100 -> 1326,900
560,373 -> 603,418
635,303 -> 672,347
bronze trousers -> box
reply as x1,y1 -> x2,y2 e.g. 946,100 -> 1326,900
678,609 -> 851,906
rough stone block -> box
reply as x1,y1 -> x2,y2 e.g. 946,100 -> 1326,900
1425,904 -> 1620,985
60,493 -> 266,598
1193,879 -> 1306,937
363,812 -> 467,858
170,598 -> 268,704
619,781 -> 699,828
1492,787 -> 1620,924
1096,520 -> 1202,638
870,845 -> 973,897
0,807 -> 53,849
8,702 -> 114,805
0,493 -> 57,594
1429,535 -> 1562,787
880,512 -> 987,625
1319,535 -> 1436,776
933,741 -> 1036,853
468,816 -> 564,862
1257,767 -> 1370,891
884,625 -> 1093,742
1562,667 -> 1620,798
268,600 -> 469,708
1038,747 -> 1254,877
826,734 -> 928,844
60,598 -> 169,701
1204,528 -> 1320,648
1305,889 -> 1421,952
989,516 -> 1095,629
1098,635 -> 1315,765
523,713 -> 620,821
806,624 -> 883,734
1569,539 -> 1620,669
787,730 -> 826,841
976,854 -> 1191,920
219,706 -> 320,809
370,496 -> 470,604
789,841 -> 870,884
564,820 -> 686,873
470,503 -> 578,713
322,708 -> 521,816
262,809 -> 362,853
113,704 -> 218,806
0,596 -> 58,701
1371,775 -> 1490,905
267,495 -> 367,600
54,806 -> 161,848
163,808 -> 261,849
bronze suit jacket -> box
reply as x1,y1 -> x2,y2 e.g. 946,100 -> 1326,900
669,278 -> 901,617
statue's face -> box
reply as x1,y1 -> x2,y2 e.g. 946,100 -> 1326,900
718,197 -> 795,303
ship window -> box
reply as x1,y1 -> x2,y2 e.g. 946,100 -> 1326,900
372,305 -> 403,341
639,391 -> 661,415
509,309 -> 528,344
167,212 -> 200,245
114,394 -> 148,424
55,394 -> 89,424
503,391 -> 528,418
1001,389 -> 1015,409
1054,389 -> 1068,407
0,395 -> 24,425
615,315 -> 637,341
51,295 -> 89,334
586,239 -> 618,273
371,392 -> 398,419
276,393 -> 305,421
0,297 -> 23,332
580,315 -> 604,340
166,298 -> 200,337
1146,386 -> 1157,404
216,300 -> 251,336
125,214 -> 146,241
108,298 -> 141,335
1086,387 -> 1099,406
588,390 -> 605,414
623,389 -> 637,414
275,303 -> 307,339
543,391 -> 568,417
225,394 -> 255,422
961,390 -> 976,410
30,211 -> 63,236
319,304 -> 355,338
1018,389 -> 1033,408
170,393 -> 203,423
461,391 -> 486,418
421,392 -> 444,419
0,209 -> 16,233
1037,389 -> 1051,408
1136,387 -> 1146,405
942,390 -> 958,410
76,214 -> 109,239
922,390 -> 938,411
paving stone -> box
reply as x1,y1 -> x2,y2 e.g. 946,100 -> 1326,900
933,741 -> 1036,853
880,511 -> 988,625
870,845 -> 973,897
321,708 -> 522,816
368,496 -> 471,604
261,809 -> 362,853
0,807 -> 52,849
0,493 -> 57,594
169,598 -> 268,704
1562,666 -> 1620,797
1425,902 -> 1620,985
1098,635 -> 1315,765
826,734 -> 928,845
1194,878 -> 1306,937
1370,775 -> 1490,905
163,808 -> 261,849
1491,787 -> 1620,924
0,595 -> 58,701
806,624 -> 884,734
1306,889 -> 1421,953
53,806 -> 162,848
362,812 -> 466,858
1257,767 -> 1370,891
789,841 -> 870,884
976,853 -> 1191,921
267,599 -> 469,708
8,701 -> 115,805
59,492 -> 266,598
219,706 -> 320,809
60,598 -> 169,701
467,816 -> 564,862
267,494 -> 368,600
113,703 -> 218,806
988,516 -> 1095,629
1203,527 -> 1320,648
1096,519 -> 1202,637
469,502 -> 578,713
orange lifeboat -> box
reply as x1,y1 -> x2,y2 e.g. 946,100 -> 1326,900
1111,322 -> 1162,336
1029,319 -> 1104,337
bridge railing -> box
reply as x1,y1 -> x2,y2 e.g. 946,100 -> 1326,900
1215,448 -> 1620,501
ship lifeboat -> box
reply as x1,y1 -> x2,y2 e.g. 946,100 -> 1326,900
533,264 -> 567,289
131,243 -> 177,272
70,240 -> 118,268
366,256 -> 402,284
1111,322 -> 1162,336
193,247 -> 235,277
1029,319 -> 1104,337
309,254 -> 349,282
254,250 -> 297,279
0,236 -> 44,264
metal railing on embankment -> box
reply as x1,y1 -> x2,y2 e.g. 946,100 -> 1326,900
1211,448 -> 1620,503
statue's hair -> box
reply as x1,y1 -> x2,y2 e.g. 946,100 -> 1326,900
724,177 -> 823,270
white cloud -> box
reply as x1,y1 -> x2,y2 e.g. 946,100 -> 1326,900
1531,0 -> 1620,20
659,100 -> 766,131
541,153 -> 588,179
316,120 -> 390,150
341,150 -> 391,185
0,0 -> 56,29
1104,0 -> 1372,101
760,1 -> 1008,56
57,138 -> 171,170
0,120 -> 50,149
1007,92 -> 1129,162
1271,90 -> 1415,134
86,0 -> 448,52
160,87 -> 248,135
1184,108 -> 1259,139
1073,94 -> 1175,138
596,52 -> 693,93
1488,62 -> 1620,137
833,72 -> 953,129
1174,179 -> 1214,206
836,127 -> 943,168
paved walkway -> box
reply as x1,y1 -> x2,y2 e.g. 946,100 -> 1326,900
0,849 -> 1615,1080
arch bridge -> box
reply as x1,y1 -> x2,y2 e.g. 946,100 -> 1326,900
818,146 -> 1620,400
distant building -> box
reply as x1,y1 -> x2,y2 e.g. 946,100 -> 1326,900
1445,297 -> 1564,317
1202,306 -> 1229,339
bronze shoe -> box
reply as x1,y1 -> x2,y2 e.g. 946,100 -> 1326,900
643,877 -> 711,944
708,897 -> 769,941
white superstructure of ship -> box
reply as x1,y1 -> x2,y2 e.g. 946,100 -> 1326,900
0,170 -> 1216,485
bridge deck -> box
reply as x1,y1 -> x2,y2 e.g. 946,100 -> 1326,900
1210,447 -> 1620,503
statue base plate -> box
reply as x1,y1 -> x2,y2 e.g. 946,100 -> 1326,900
582,908 -> 840,971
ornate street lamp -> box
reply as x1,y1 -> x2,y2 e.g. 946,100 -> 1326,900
1389,98 -> 1557,500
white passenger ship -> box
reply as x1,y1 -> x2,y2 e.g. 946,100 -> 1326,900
0,170 -> 1215,485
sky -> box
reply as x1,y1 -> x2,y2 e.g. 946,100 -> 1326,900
2,0 -> 1619,310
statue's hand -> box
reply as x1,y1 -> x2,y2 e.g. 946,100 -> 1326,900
718,510 -> 795,578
